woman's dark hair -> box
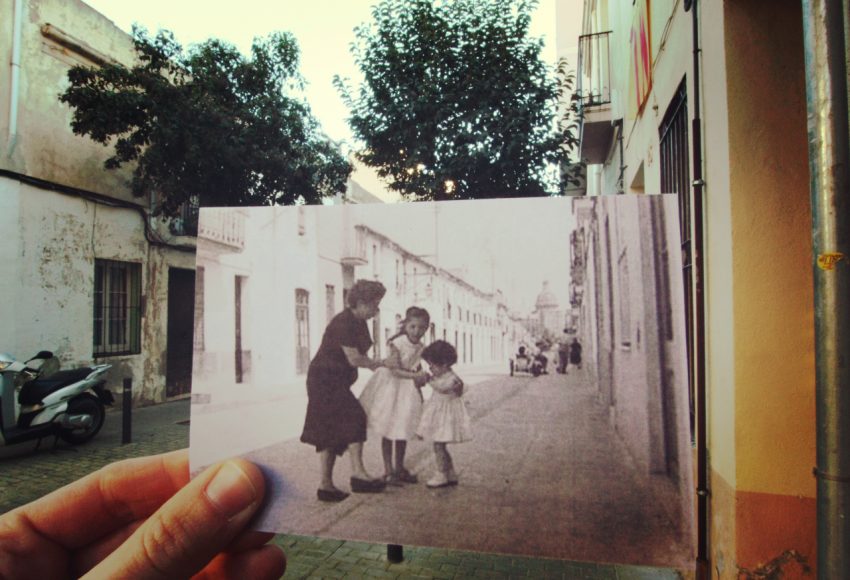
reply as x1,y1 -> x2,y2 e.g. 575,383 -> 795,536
387,306 -> 431,343
421,340 -> 458,366
346,280 -> 386,308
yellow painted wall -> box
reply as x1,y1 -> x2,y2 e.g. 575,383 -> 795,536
724,0 -> 814,499
723,0 -> 816,574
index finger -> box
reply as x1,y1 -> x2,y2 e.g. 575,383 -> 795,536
7,449 -> 190,549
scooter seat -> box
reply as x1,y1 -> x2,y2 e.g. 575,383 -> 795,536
19,368 -> 93,405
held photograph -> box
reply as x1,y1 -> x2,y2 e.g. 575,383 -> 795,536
189,195 -> 694,568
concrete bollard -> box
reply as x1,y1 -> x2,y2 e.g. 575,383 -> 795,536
122,378 -> 132,445
387,544 -> 403,563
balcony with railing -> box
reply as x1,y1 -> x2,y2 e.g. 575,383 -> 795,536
577,31 -> 617,164
341,225 -> 369,266
197,208 -> 246,252
169,196 -> 200,237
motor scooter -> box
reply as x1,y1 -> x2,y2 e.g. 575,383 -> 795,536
0,350 -> 114,446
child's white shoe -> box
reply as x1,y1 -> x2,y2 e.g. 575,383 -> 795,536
426,472 -> 452,488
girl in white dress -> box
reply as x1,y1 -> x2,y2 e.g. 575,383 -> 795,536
416,340 -> 472,488
359,307 -> 430,485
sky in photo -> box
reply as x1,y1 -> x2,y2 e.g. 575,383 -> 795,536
348,197 -> 574,314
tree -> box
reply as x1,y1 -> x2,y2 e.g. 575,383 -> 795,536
337,0 -> 581,201
60,28 -> 352,216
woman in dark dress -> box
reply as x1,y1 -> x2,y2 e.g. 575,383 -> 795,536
300,279 -> 388,502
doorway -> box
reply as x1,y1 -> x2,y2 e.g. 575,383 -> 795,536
166,268 -> 196,397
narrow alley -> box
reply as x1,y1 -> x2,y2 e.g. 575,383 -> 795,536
243,367 -> 694,569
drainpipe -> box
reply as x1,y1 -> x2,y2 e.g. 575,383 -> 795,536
615,119 -> 625,194
8,0 -> 24,155
802,0 -> 850,576
684,0 -> 709,577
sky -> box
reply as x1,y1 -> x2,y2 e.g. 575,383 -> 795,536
80,0 -> 577,312
81,0 -> 560,149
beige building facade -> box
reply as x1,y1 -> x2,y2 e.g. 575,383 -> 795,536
574,0 -> 815,576
0,0 -> 379,406
1,0 -> 198,405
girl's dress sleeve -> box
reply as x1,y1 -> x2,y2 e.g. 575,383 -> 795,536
430,373 -> 462,394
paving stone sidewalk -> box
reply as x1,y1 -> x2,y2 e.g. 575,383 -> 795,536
0,399 -> 686,579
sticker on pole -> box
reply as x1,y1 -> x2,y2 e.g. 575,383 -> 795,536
817,252 -> 845,270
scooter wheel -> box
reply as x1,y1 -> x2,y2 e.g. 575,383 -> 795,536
59,393 -> 105,444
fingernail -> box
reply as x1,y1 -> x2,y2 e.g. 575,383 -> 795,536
205,461 -> 258,519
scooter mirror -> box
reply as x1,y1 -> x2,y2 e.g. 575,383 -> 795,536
34,350 -> 54,360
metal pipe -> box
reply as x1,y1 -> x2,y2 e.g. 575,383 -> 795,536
802,0 -> 850,576
685,0 -> 709,577
8,0 -> 24,150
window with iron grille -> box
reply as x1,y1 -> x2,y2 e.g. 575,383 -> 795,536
170,195 -> 199,237
94,259 -> 142,356
326,284 -> 335,327
295,289 -> 310,375
659,78 -> 695,419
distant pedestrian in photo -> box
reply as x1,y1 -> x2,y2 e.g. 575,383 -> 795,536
416,340 -> 472,488
569,337 -> 583,371
300,279 -> 388,502
359,307 -> 431,485
532,344 -> 549,376
557,330 -> 570,374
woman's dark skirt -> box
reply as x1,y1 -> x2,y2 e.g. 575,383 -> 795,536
300,374 -> 367,456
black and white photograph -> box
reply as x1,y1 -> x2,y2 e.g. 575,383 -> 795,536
189,195 -> 694,568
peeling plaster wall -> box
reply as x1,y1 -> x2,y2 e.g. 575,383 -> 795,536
1,0 -> 198,406
5,182 -> 194,406
6,182 -> 143,378
143,247 -> 196,403
0,180 -> 24,352
2,0 -> 138,199
0,0 -> 138,197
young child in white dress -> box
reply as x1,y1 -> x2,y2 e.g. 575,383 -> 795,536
359,307 -> 430,485
416,340 -> 472,488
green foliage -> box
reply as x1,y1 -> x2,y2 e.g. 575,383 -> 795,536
337,0 -> 582,201
60,28 -> 351,216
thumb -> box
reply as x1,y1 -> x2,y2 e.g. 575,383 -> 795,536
84,458 -> 266,580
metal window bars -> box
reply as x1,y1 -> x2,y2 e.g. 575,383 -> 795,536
577,31 -> 613,109
93,259 -> 142,356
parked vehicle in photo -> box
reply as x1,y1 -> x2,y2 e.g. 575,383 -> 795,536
510,346 -> 547,377
0,351 -> 113,446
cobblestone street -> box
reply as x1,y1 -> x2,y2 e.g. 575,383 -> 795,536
1,388 -> 687,579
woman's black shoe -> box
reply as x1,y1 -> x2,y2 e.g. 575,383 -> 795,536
350,477 -> 386,493
317,489 -> 350,502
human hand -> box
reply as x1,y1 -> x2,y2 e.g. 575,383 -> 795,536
451,378 -> 465,396
413,371 -> 430,388
0,449 -> 285,579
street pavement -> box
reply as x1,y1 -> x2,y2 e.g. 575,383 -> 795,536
0,367 -> 688,579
